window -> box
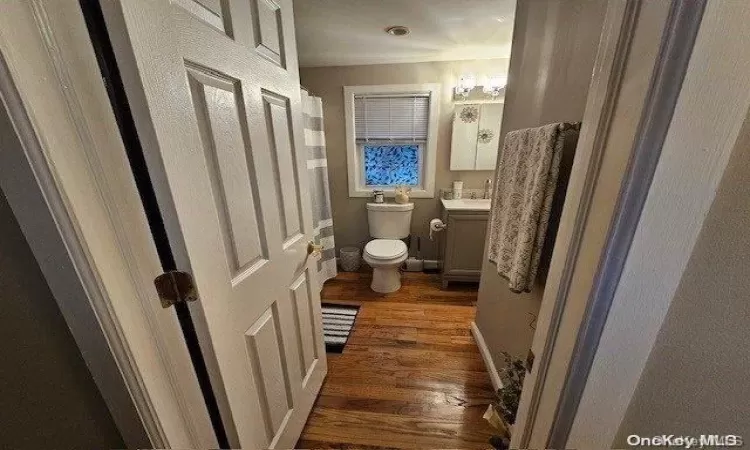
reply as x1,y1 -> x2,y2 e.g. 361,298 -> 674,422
344,84 -> 440,198
364,144 -> 419,186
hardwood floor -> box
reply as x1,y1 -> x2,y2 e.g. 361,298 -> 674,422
297,271 -> 497,449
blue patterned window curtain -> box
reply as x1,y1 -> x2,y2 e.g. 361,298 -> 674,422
363,144 -> 420,186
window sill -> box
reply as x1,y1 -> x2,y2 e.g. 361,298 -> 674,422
349,188 -> 434,199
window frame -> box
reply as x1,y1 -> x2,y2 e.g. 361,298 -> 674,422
344,84 -> 440,198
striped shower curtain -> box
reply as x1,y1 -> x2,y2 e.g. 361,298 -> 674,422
302,89 -> 337,289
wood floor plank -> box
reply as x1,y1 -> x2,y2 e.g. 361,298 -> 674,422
323,366 -> 494,389
323,349 -> 487,372
298,271 -> 497,449
318,382 -> 494,406
302,408 -> 493,449
297,439 -> 401,450
311,395 -> 490,421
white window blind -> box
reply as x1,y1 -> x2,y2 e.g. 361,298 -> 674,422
354,94 -> 430,142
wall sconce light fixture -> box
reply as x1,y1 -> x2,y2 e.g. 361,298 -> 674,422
455,74 -> 477,98
483,75 -> 507,98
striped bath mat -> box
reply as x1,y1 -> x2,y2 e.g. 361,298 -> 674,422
321,303 -> 360,353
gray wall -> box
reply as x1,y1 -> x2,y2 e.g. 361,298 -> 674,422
614,114 -> 750,443
475,0 -> 608,363
0,190 -> 124,449
299,58 -> 509,259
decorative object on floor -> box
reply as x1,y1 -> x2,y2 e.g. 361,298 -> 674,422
339,247 -> 361,272
487,122 -> 580,292
394,185 -> 411,204
485,406 -> 510,449
487,352 -> 526,449
302,89 -> 337,289
495,352 -> 526,426
321,303 -> 360,353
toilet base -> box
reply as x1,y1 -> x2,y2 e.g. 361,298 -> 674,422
370,266 -> 402,293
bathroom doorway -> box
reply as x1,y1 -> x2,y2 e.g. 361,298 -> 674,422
293,0 -> 697,448
0,0 -> 705,448
293,1 -> 518,447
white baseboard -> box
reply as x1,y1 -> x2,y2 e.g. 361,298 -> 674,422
471,321 -> 503,391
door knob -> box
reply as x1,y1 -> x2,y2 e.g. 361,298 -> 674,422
307,241 -> 323,256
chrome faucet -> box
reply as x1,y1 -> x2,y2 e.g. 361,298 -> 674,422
483,178 -> 493,199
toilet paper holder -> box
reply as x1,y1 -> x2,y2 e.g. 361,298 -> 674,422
429,218 -> 446,241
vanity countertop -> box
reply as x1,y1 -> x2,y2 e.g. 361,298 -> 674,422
440,198 -> 491,212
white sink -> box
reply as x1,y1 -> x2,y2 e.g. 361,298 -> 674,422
440,198 -> 491,212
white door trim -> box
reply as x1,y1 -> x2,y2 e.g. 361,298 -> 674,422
550,0 -> 707,445
510,0 -> 702,447
0,1 -> 216,447
566,0 -> 750,445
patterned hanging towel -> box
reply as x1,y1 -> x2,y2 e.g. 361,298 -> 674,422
487,123 -> 579,293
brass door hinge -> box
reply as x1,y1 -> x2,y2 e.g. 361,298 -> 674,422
154,270 -> 198,308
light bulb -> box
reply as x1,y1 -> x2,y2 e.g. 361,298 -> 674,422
487,75 -> 507,90
455,74 -> 477,98
460,74 -> 477,90
483,75 -> 507,97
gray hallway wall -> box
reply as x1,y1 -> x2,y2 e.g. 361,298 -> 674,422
474,0 -> 608,364
613,110 -> 750,444
0,190 -> 125,449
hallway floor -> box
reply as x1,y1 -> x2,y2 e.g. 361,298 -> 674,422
297,271 -> 497,449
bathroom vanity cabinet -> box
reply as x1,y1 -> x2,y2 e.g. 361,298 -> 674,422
439,199 -> 490,288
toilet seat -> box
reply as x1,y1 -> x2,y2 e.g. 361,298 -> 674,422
364,239 -> 407,261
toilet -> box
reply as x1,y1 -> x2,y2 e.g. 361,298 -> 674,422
363,202 -> 414,293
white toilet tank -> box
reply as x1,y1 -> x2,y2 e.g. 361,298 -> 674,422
366,202 -> 414,239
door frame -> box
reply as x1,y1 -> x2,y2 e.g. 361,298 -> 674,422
547,0 -> 706,446
0,0 -> 713,448
511,0 -> 706,447
562,0 -> 750,445
0,0 -> 216,447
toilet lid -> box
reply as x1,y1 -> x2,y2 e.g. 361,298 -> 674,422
364,239 -> 408,260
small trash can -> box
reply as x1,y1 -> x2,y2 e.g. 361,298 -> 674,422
339,247 -> 361,272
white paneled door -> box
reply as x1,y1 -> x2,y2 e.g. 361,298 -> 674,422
103,0 -> 327,447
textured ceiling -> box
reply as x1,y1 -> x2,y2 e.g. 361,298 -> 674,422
293,0 -> 516,67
